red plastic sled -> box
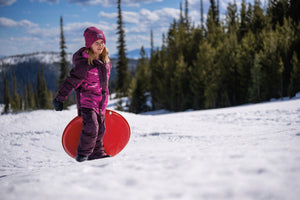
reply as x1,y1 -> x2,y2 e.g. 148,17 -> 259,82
62,109 -> 130,158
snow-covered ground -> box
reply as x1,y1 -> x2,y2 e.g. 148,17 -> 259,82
0,97 -> 300,200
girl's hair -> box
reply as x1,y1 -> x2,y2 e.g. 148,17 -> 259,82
85,46 -> 110,65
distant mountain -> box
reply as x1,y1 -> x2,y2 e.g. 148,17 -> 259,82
0,52 -> 73,67
112,48 -> 152,59
0,52 -> 138,103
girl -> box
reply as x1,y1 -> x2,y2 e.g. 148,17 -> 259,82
53,27 -> 111,162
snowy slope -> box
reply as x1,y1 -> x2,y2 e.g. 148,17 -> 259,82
0,98 -> 300,200
0,52 -> 73,66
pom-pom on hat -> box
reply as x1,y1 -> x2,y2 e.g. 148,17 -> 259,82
83,27 -> 106,48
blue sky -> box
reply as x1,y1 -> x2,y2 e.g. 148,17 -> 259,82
0,0 -> 258,57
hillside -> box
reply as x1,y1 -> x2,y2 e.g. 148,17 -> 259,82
0,97 -> 299,200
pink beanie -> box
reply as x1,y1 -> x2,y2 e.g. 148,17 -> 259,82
83,27 -> 106,48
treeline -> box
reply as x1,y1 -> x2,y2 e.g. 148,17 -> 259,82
2,67 -> 53,113
129,0 -> 300,113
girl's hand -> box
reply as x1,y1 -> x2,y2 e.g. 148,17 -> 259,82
52,98 -> 63,111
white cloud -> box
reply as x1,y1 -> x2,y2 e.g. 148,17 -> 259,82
96,6 -> 180,53
64,22 -> 93,34
30,0 -> 59,4
27,27 -> 58,39
0,17 -> 17,27
122,0 -> 163,7
99,7 -> 179,30
0,17 -> 38,28
0,36 -> 59,56
98,11 -> 117,20
0,0 -> 16,6
123,11 -> 140,24
139,8 -> 159,21
64,21 -> 115,36
68,0 -> 162,7
67,0 -> 115,7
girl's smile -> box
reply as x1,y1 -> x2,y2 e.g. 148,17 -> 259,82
91,39 -> 105,55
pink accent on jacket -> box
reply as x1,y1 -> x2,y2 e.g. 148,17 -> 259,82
56,47 -> 111,115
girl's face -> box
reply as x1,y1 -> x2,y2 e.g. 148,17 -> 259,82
91,39 -> 105,56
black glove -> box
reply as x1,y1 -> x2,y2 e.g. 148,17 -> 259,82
52,98 -> 63,111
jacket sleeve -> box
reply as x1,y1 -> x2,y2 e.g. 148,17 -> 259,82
100,62 -> 111,115
56,57 -> 89,102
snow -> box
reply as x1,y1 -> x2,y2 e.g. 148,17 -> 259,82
1,97 -> 300,200
0,52 -> 72,66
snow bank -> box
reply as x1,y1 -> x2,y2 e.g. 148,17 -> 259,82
0,99 -> 300,200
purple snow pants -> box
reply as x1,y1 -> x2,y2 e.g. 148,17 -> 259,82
77,108 -> 107,160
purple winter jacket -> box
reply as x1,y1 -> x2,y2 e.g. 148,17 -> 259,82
56,47 -> 111,116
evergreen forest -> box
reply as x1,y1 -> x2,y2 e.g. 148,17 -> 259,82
129,0 -> 300,113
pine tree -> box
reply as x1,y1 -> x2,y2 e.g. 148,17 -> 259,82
129,46 -> 150,113
278,56 -> 284,98
23,83 -> 28,110
252,0 -> 266,35
209,0 -> 219,25
226,0 -> 238,33
116,0 -> 130,98
239,0 -> 248,39
171,53 -> 187,111
246,3 -> 253,30
289,51 -> 300,97
195,41 -> 217,108
184,0 -> 190,30
181,0 -> 193,66
150,34 -> 168,110
27,82 -> 36,110
249,52 -> 263,102
259,28 -> 281,100
268,0 -> 289,27
3,77 -> 10,114
216,1 -> 241,106
11,74 -> 21,112
150,30 -> 154,56
149,30 -> 156,109
238,31 -> 256,103
200,0 -> 204,30
206,3 -> 222,47
58,16 -> 69,89
189,29 -> 205,109
58,16 -> 74,107
179,2 -> 184,25
216,30 -> 240,107
288,0 -> 300,24
276,17 -> 295,97
37,67 -> 51,109
36,69 -> 41,108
